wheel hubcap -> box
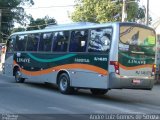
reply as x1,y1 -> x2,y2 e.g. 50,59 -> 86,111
16,71 -> 21,81
60,77 -> 67,91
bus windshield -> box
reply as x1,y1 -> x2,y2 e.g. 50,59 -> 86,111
119,25 -> 156,55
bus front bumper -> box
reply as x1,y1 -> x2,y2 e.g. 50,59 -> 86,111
109,73 -> 155,90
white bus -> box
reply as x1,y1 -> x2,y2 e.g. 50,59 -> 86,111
3,22 -> 156,95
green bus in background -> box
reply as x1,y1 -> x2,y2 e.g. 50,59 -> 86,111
3,22 -> 156,95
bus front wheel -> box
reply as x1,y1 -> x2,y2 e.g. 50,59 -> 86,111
90,89 -> 108,95
15,70 -> 25,83
58,73 -> 73,94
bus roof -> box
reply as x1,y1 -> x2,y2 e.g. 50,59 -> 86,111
11,22 -> 153,36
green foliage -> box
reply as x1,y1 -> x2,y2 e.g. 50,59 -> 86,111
0,0 -> 34,41
12,27 -> 26,33
126,1 -> 145,22
72,0 -> 121,23
71,0 -> 146,23
10,16 -> 57,33
26,16 -> 57,31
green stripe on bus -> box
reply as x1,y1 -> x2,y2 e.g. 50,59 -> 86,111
120,52 -> 151,60
27,53 -> 77,63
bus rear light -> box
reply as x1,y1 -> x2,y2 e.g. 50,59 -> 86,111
152,64 -> 156,75
110,61 -> 120,74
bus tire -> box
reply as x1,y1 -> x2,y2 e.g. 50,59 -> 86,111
58,73 -> 73,94
90,89 -> 108,95
15,69 -> 25,83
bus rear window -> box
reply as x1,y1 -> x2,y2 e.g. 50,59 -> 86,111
120,26 -> 156,46
88,28 -> 112,52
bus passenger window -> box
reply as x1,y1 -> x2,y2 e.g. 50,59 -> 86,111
69,30 -> 88,52
52,31 -> 69,52
39,32 -> 52,52
88,28 -> 112,52
26,34 -> 40,51
15,35 -> 28,51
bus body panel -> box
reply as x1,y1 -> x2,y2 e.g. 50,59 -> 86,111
69,70 -> 108,88
21,71 -> 58,83
109,73 -> 154,89
14,52 -> 109,89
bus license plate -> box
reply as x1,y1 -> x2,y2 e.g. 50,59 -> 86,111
132,79 -> 141,84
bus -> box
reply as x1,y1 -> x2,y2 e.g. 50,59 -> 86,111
3,22 -> 156,95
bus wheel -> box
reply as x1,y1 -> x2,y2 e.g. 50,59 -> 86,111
90,89 -> 108,95
15,70 -> 25,83
58,73 -> 73,94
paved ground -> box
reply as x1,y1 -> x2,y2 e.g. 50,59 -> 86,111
0,74 -> 160,120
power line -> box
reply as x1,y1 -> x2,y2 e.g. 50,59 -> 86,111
11,23 -> 55,30
24,5 -> 76,9
150,10 -> 160,19
1,21 -> 51,29
0,5 -> 76,10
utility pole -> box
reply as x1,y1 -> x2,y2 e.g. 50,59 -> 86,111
145,0 -> 149,25
122,0 -> 127,22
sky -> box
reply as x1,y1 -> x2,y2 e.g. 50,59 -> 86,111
24,0 -> 160,25
140,0 -> 160,23
25,0 -> 75,24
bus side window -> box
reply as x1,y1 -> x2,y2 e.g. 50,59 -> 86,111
7,35 -> 15,52
88,28 -> 112,52
26,34 -> 40,51
39,32 -> 52,52
52,31 -> 69,52
69,30 -> 88,52
15,35 -> 28,51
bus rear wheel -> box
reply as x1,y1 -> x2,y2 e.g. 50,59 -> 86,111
15,70 -> 25,83
58,73 -> 73,94
90,89 -> 108,95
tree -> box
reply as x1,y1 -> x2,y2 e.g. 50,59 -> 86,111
126,1 -> 145,22
0,0 -> 34,42
12,27 -> 26,33
71,0 -> 146,23
26,16 -> 57,31
11,16 -> 57,33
